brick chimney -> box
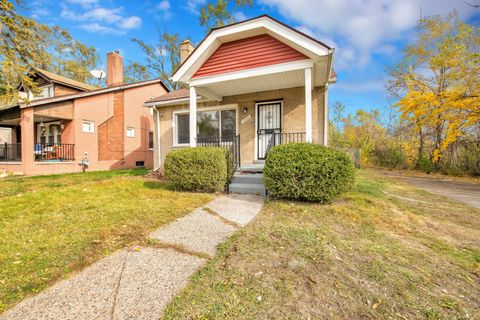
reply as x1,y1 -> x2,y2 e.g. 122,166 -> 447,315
180,40 -> 195,64
106,50 -> 123,87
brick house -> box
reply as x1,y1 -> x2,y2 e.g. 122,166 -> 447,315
145,15 -> 336,172
0,52 -> 169,175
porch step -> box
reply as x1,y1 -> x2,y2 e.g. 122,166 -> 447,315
237,164 -> 264,173
229,167 -> 266,196
231,173 -> 263,184
229,182 -> 266,197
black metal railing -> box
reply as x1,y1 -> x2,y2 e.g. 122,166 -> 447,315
197,135 -> 241,183
264,132 -> 306,158
0,143 -> 22,162
34,143 -> 75,162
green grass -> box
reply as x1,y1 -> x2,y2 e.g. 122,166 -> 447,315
162,170 -> 480,319
0,169 -> 214,312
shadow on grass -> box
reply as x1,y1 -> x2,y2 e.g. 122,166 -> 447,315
143,180 -> 172,191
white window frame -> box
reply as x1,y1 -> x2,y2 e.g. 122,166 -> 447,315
172,104 -> 238,147
82,120 -> 95,133
29,84 -> 54,101
126,127 -> 135,138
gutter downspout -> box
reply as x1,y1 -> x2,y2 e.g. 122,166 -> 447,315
324,49 -> 335,146
153,106 -> 162,170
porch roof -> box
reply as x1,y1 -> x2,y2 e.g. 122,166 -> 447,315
145,69 -> 336,107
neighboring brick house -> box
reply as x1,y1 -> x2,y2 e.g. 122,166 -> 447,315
145,15 -> 336,170
0,51 -> 169,175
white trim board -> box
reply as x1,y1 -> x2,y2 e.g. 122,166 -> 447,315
189,60 -> 313,87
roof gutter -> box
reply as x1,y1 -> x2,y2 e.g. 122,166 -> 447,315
326,49 -> 336,84
144,95 -> 205,107
21,79 -> 167,108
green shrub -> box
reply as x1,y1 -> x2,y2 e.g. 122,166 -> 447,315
263,143 -> 355,203
164,147 -> 228,192
416,155 -> 434,174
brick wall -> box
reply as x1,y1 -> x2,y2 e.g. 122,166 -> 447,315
98,91 -> 125,161
155,86 -> 326,166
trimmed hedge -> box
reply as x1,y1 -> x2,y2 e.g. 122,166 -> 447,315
164,147 -> 228,192
263,143 -> 355,203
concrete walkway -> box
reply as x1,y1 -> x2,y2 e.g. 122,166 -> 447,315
1,194 -> 263,320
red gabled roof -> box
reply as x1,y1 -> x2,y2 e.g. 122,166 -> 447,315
193,34 -> 308,79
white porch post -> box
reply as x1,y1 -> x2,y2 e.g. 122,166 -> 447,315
324,84 -> 329,146
305,67 -> 313,143
189,86 -> 197,147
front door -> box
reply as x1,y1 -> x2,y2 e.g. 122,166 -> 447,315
257,102 -> 281,160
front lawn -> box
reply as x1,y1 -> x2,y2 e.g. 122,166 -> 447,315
163,170 -> 480,319
0,169 -> 213,312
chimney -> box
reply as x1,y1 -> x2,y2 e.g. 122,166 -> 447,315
106,50 -> 123,87
180,40 -> 195,64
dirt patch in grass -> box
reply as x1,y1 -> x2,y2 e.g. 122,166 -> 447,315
162,170 -> 479,320
0,169 -> 213,312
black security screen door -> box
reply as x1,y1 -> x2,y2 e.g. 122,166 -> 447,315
257,102 -> 281,159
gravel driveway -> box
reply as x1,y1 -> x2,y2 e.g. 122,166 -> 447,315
382,172 -> 480,209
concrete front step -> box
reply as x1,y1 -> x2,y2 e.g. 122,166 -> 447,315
231,173 -> 263,184
229,182 -> 266,197
237,164 -> 264,173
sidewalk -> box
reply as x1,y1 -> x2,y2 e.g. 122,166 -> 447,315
0,194 -> 263,320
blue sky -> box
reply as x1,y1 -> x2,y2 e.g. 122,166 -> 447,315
23,0 -> 479,116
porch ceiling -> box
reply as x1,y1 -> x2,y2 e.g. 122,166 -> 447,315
195,56 -> 329,99
203,69 -> 304,97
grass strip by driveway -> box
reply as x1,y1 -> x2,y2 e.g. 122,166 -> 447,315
162,170 -> 480,320
0,169 -> 213,312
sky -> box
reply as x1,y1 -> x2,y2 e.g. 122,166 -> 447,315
23,0 -> 480,115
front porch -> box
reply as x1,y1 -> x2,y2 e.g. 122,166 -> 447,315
0,105 -> 76,173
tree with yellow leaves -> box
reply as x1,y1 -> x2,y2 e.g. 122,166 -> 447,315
387,12 -> 479,168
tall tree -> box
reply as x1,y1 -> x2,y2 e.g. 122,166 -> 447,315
0,0 -> 101,104
200,0 -> 252,31
124,62 -> 152,84
131,30 -> 181,90
387,12 -> 480,166
0,0 -> 40,104
33,24 -> 99,84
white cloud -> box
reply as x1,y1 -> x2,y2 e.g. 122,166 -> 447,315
156,0 -> 170,10
80,23 -> 125,35
233,11 -> 248,22
335,80 -> 385,93
60,4 -> 142,34
152,0 -> 172,20
31,7 -> 50,19
259,0 -> 478,69
65,0 -> 98,8
119,16 -> 142,29
185,0 -> 206,13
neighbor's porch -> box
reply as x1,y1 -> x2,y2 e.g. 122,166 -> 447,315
0,105 -> 75,164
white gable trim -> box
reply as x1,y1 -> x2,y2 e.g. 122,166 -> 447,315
189,59 -> 313,87
171,16 -> 332,84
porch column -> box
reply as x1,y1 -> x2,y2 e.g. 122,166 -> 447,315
305,67 -> 313,143
189,86 -> 197,147
20,107 -> 34,173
